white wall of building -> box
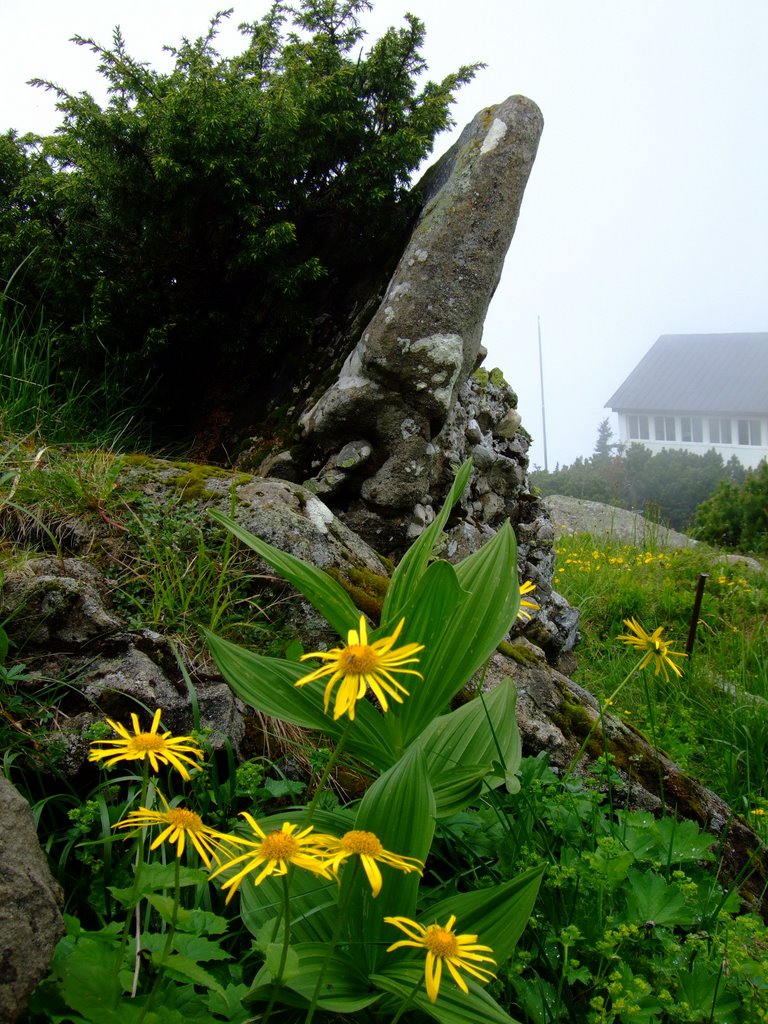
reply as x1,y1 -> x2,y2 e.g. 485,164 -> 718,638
616,412 -> 768,469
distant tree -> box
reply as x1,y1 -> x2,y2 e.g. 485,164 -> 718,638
531,442 -> 743,533
693,460 -> 768,553
0,0 -> 480,440
593,417 -> 619,459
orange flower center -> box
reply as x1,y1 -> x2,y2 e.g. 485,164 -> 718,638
260,830 -> 299,860
166,808 -> 203,830
424,924 -> 460,959
129,733 -> 167,752
339,644 -> 379,675
340,830 -> 383,856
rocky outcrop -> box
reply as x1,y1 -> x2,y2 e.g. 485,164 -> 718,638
0,774 -> 65,1022
298,95 -> 543,539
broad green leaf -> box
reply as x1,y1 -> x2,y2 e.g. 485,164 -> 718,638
374,558 -> 466,756
418,864 -> 544,962
654,816 -> 716,864
53,936 -> 123,1019
108,863 -> 206,907
207,983 -> 252,1024
168,931 -> 233,963
413,679 -> 521,816
150,951 -> 225,994
210,510 -> 361,637
393,523 -> 519,745
264,942 -> 300,981
271,942 -> 380,1012
204,629 -> 394,769
677,963 -> 741,1021
174,906 -> 228,936
624,868 -> 695,927
344,746 -> 436,973
371,962 -> 521,1024
381,458 -> 472,627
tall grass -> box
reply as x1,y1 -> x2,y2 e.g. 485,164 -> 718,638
0,297 -> 141,446
553,532 -> 768,823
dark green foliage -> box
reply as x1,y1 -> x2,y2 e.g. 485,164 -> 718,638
1,1 -> 479,439
693,459 -> 768,553
532,424 -> 750,533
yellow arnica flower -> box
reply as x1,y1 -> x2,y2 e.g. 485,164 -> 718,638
617,618 -> 687,681
314,829 -> 424,897
209,815 -> 331,903
88,708 -> 204,780
385,914 -> 497,1003
295,615 -> 424,721
114,800 -> 233,867
517,580 -> 540,622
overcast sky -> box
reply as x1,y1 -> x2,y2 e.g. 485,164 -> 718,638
2,1 -> 766,468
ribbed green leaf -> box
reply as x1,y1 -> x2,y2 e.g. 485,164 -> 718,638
276,942 -> 381,1012
343,745 -> 436,973
247,942 -> 380,1015
381,458 -> 472,627
392,523 -> 519,746
371,962 -> 521,1024
209,510 -> 361,637
375,558 -> 466,756
414,679 -> 521,816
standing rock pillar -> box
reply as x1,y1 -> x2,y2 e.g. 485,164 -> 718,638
300,95 -> 544,532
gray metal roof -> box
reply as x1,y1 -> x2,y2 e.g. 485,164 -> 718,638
606,333 -> 768,415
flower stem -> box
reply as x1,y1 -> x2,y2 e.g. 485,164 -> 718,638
263,872 -> 293,1020
118,764 -> 150,984
390,973 -> 425,1024
302,719 -> 352,826
641,674 -> 666,812
304,860 -> 360,1024
136,856 -> 181,1024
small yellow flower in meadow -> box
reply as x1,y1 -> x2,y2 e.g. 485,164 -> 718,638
114,800 -> 233,867
617,618 -> 687,682
295,615 -> 424,721
385,914 -> 497,1002
517,580 -> 540,622
209,816 -> 330,902
314,829 -> 423,897
88,708 -> 204,780
752,808 -> 767,817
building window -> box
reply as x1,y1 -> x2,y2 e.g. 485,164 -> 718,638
654,415 -> 675,441
681,417 -> 703,443
709,418 -> 732,444
737,419 -> 762,446
628,415 -> 649,440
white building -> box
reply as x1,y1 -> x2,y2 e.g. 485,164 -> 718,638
606,333 -> 768,470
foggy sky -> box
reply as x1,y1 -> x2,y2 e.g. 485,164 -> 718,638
2,0 -> 766,467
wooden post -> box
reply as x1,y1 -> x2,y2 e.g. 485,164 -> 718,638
686,573 -> 709,655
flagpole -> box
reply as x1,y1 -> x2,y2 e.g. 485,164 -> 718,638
538,315 -> 549,471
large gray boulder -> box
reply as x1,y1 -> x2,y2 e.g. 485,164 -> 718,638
0,774 -> 65,1022
300,95 -> 544,524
